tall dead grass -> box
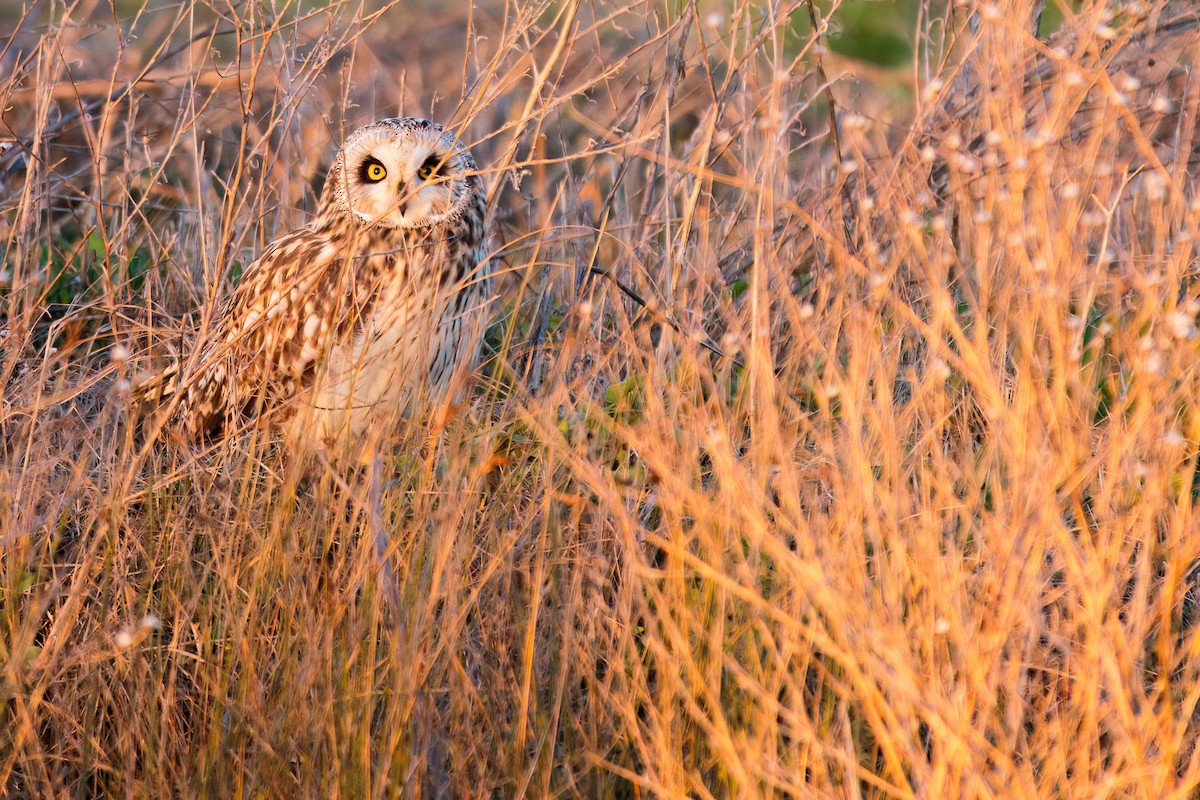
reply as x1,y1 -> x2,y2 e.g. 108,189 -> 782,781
3,0 -> 1200,796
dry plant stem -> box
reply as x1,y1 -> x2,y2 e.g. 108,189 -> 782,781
802,0 -> 856,242
369,454 -> 405,629
586,264 -> 737,366
4,1 -> 1200,797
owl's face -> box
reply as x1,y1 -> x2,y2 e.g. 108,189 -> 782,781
324,118 -> 480,230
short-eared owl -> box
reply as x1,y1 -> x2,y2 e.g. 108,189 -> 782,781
134,117 -> 492,447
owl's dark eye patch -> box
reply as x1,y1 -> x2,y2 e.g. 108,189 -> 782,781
360,156 -> 387,183
417,154 -> 444,181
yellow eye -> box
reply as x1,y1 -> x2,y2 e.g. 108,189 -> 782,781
417,156 -> 443,181
365,162 -> 386,182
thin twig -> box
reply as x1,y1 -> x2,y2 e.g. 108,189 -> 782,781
803,0 -> 856,243
587,265 -> 741,369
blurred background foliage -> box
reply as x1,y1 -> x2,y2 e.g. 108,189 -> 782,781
6,0 -> 1200,796
0,0 -> 1073,67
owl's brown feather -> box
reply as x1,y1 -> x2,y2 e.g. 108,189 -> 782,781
132,117 -> 492,447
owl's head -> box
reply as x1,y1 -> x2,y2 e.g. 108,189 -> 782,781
320,117 -> 481,230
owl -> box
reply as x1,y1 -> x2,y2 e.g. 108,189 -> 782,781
133,117 -> 492,449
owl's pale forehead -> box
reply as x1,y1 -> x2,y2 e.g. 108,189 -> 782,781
344,126 -> 456,162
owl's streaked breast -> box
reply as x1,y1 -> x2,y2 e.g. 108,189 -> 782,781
294,219 -> 491,446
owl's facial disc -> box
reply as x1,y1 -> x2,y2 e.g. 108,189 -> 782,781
339,122 -> 474,230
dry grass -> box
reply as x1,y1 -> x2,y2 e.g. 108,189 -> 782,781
3,0 -> 1200,796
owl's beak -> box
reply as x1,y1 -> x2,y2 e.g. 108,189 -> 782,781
396,181 -> 408,216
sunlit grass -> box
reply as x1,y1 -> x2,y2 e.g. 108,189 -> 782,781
3,0 -> 1200,797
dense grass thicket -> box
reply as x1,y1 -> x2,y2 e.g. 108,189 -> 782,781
4,0 -> 1200,796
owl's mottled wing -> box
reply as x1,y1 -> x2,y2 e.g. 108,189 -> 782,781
137,228 -> 364,440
